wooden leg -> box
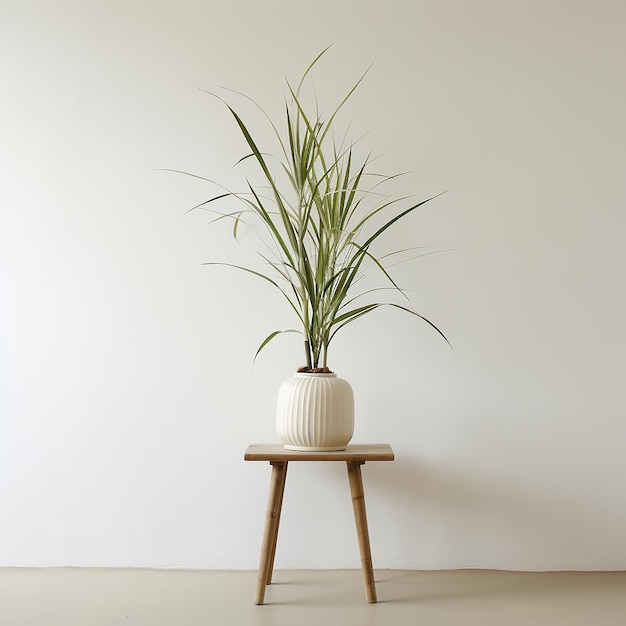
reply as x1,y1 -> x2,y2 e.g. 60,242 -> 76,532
347,460 -> 377,603
266,461 -> 287,584
255,461 -> 288,605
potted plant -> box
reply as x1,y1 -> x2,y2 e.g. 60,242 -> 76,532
175,49 -> 450,451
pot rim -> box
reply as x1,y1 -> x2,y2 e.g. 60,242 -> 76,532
293,372 -> 337,378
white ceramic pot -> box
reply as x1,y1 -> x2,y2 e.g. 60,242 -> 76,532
276,373 -> 354,451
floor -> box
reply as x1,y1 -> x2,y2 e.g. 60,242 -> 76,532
1,568 -> 625,625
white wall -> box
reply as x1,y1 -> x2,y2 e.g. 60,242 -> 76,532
1,0 -> 625,570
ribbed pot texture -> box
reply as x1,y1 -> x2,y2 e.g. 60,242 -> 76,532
276,373 -> 354,451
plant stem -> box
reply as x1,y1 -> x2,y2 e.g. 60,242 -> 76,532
304,340 -> 312,369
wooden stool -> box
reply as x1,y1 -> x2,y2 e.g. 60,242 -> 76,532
244,443 -> 395,604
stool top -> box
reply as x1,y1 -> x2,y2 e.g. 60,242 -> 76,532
244,443 -> 394,462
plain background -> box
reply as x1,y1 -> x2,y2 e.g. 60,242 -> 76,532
1,0 -> 625,570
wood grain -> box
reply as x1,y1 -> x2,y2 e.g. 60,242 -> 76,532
244,443 -> 394,462
254,461 -> 288,605
347,461 -> 377,603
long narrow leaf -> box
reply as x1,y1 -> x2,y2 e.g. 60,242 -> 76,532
254,329 -> 301,362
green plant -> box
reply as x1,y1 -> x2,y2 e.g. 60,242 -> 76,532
174,49 -> 450,371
